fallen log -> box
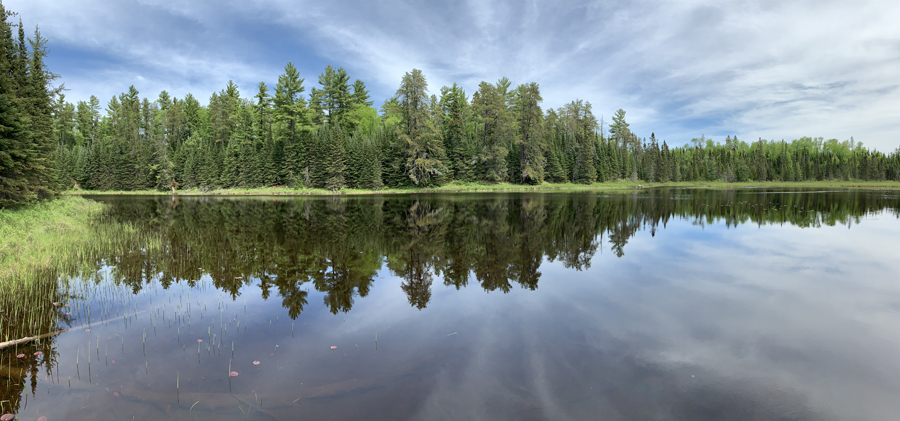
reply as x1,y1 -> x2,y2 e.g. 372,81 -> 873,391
0,329 -> 67,351
0,310 -> 145,351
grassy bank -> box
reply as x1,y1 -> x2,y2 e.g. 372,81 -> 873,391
0,196 -> 103,341
0,196 -> 106,282
1,196 -> 169,341
0,196 -> 167,342
66,180 -> 900,196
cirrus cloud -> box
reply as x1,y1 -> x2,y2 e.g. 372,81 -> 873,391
7,0 -> 899,150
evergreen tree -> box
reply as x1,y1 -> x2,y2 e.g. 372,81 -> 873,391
609,109 -> 629,143
346,133 -> 383,190
545,145 -> 565,182
660,141 -> 670,182
440,84 -> 468,180
568,100 -> 598,184
350,79 -> 372,107
0,9 -> 58,207
321,126 -> 347,191
23,57 -> 900,195
25,26 -> 57,196
472,80 -> 512,182
318,65 -> 351,128
755,138 -> 767,181
513,82 -> 545,184
0,5 -> 28,207
395,69 -> 447,186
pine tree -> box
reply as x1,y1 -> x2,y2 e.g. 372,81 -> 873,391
396,69 -> 448,186
472,80 -> 512,182
609,109 -> 629,143
568,100 -> 597,184
318,65 -> 351,128
350,79 -> 372,107
514,82 -> 545,184
379,128 -> 408,188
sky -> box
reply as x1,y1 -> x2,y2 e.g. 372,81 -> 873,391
7,0 -> 900,151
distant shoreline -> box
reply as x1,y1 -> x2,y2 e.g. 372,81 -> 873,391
65,180 -> 900,196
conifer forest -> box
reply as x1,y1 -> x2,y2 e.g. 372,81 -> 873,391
3,2 -> 900,208
5,1 -> 900,419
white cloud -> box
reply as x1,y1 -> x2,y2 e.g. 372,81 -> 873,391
6,0 -> 899,150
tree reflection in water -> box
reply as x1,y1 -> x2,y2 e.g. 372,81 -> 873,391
81,189 -> 899,316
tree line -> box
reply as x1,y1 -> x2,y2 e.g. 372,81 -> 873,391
3,0 -> 900,209
51,65 -> 900,193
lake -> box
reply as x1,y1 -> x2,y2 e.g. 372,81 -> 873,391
2,189 -> 900,420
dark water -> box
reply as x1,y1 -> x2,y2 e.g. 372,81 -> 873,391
3,189 -> 900,420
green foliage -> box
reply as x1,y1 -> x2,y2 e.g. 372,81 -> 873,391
40,63 -> 899,195
567,100 -> 598,184
610,108 -> 629,140
472,80 -> 513,182
346,133 -> 383,189
0,7 -> 57,208
318,65 -> 352,129
395,69 -> 448,187
514,82 -> 545,184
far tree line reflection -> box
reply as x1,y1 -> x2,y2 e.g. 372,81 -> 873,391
89,189 -> 899,316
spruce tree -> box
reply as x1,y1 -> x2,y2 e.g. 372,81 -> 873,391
568,100 -> 597,184
660,141 -> 670,182
545,144 -> 566,182
440,84 -> 468,180
0,11 -> 58,206
323,126 -> 347,191
514,82 -> 545,184
756,139 -> 767,181
0,5 -> 28,207
360,136 -> 383,189
472,81 -> 511,182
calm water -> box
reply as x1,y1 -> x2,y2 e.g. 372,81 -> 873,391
3,189 -> 900,420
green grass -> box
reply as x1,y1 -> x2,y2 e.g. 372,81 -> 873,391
0,196 -> 106,282
0,196 -> 104,341
0,196 -> 166,342
66,179 -> 900,197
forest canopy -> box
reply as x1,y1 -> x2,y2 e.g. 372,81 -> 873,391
2,1 -> 899,208
51,63 -> 900,194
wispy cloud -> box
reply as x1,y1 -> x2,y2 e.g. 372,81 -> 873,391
7,0 -> 899,150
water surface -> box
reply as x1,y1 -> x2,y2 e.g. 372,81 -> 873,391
2,189 -> 900,420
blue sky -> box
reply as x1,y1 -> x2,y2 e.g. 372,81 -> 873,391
8,0 -> 900,151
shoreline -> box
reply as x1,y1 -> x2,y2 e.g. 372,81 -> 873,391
65,180 -> 900,196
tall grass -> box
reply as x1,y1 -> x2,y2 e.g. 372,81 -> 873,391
0,196 -> 162,342
0,196 -> 104,281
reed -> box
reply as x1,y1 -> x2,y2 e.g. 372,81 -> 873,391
0,196 -> 163,343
